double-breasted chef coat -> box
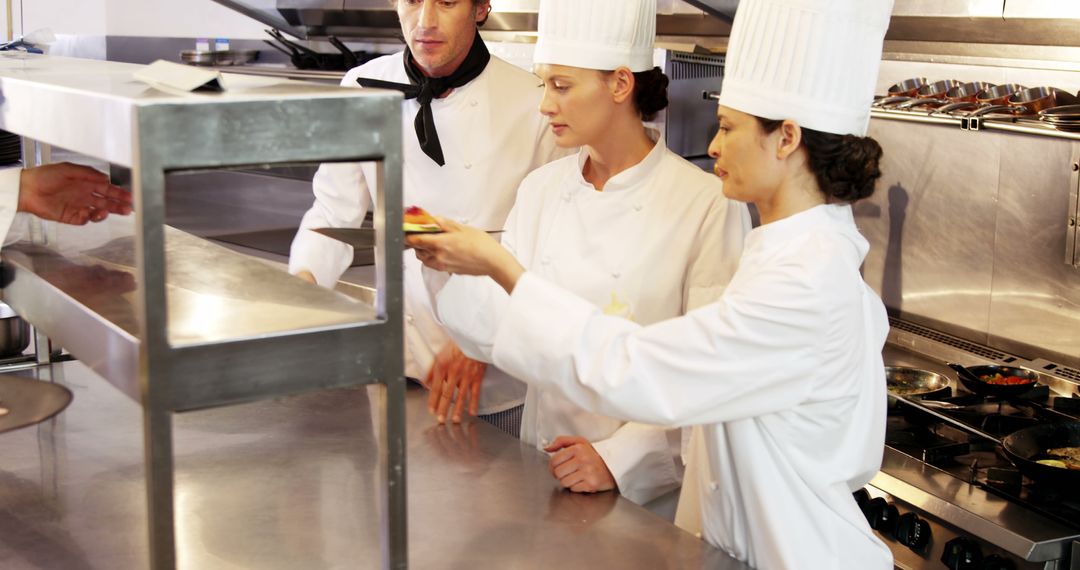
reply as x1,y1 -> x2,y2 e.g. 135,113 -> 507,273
289,51 -> 566,414
426,132 -> 751,505
485,203 -> 892,569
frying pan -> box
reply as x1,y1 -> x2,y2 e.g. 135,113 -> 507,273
886,366 -> 950,399
1001,422 -> 1080,489
949,363 -> 1039,399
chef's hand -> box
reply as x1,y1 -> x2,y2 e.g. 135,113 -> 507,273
425,341 -> 487,424
19,163 -> 132,225
406,217 -> 525,294
545,436 -> 617,494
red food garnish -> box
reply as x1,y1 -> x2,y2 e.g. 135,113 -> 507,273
404,205 -> 436,226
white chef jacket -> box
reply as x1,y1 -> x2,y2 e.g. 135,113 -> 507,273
0,168 -> 21,245
490,204 -> 892,569
289,51 -> 564,414
426,132 -> 751,505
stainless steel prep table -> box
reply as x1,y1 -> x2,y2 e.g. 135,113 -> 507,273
0,360 -> 744,570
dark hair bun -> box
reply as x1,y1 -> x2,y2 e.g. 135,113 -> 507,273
632,67 -> 669,121
801,130 -> 883,202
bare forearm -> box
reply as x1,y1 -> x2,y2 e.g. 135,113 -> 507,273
487,248 -> 525,294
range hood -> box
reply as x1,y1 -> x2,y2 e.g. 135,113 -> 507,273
209,0 -> 730,40
211,0 -> 1080,48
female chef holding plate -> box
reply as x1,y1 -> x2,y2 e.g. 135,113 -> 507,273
423,0 -> 750,510
412,0 -> 896,566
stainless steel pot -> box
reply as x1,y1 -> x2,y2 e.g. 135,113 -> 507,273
0,302 -> 31,358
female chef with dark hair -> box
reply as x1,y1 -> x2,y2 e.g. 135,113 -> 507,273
410,0 -> 896,567
424,0 -> 750,510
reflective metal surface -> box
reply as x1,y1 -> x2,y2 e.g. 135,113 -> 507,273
859,115 -> 1080,371
0,373 -> 72,434
0,53 -> 406,569
0,361 -> 742,570
875,338 -> 1080,567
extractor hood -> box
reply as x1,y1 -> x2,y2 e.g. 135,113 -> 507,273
211,0 -> 1080,48
209,0 -> 730,40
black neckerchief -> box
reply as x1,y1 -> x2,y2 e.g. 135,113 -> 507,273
355,30 -> 490,167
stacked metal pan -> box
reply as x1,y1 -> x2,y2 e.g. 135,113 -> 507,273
1038,105 -> 1080,132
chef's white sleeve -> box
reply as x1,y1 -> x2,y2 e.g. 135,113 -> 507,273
0,167 -> 22,247
591,421 -> 682,504
428,271 -> 508,364
685,195 -> 751,311
288,161 -> 374,287
491,264 -> 826,427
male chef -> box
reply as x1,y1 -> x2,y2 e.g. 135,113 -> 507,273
289,0 -> 564,433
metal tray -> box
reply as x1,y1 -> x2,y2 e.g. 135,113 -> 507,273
0,374 -> 73,434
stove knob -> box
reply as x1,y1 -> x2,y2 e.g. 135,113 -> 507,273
980,555 -> 1015,570
941,537 -> 983,570
895,512 -> 932,551
866,497 -> 899,536
853,489 -> 871,513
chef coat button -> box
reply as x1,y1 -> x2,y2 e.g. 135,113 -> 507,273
708,482 -> 719,492
634,204 -> 643,212
562,193 -> 572,202
464,162 -> 472,169
406,314 -> 414,323
541,256 -> 551,265
470,99 -> 478,107
461,217 -> 469,224
612,271 -> 621,279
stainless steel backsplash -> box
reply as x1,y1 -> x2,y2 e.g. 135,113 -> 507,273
856,117 -> 1080,369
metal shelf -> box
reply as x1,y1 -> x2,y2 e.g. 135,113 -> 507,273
870,107 -> 1080,141
0,53 -> 406,569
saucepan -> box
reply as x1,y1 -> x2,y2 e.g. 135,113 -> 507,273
1007,86 -> 1079,115
935,82 -> 997,114
949,363 -> 1040,398
965,84 -> 1029,118
1001,422 -> 1080,490
0,302 -> 30,358
895,79 -> 961,110
874,77 -> 928,107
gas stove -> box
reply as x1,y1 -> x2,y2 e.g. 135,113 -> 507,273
862,320 -> 1080,570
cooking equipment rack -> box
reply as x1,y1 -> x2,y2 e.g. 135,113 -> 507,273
0,52 -> 406,569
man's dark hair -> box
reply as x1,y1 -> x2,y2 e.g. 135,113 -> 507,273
391,0 -> 492,26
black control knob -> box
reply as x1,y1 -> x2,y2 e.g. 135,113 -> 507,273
866,497 -> 899,536
941,537 -> 983,570
895,512 -> 932,551
853,489 -> 871,513
980,555 -> 1016,570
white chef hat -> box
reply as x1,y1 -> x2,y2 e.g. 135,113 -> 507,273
534,0 -> 656,72
718,0 -> 894,136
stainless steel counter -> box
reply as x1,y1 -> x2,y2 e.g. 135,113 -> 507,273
0,361 -> 742,569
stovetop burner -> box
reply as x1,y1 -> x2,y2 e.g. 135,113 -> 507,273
887,388 -> 1080,529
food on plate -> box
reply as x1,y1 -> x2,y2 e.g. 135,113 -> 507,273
403,205 -> 441,233
977,372 -> 1035,385
1045,447 -> 1080,470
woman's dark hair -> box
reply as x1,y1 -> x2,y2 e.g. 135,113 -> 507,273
632,67 -> 669,121
757,117 -> 883,202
